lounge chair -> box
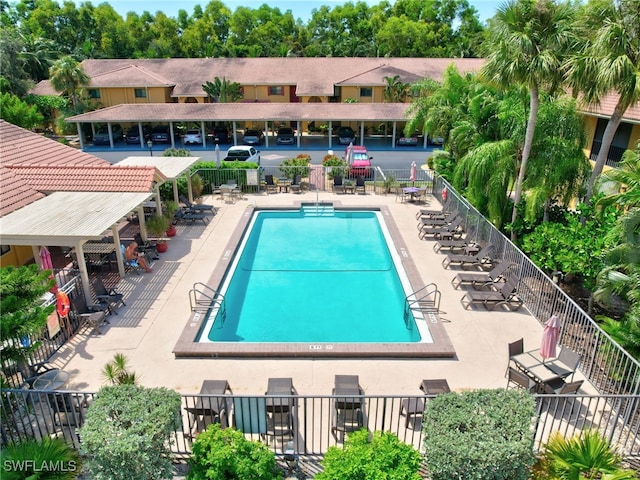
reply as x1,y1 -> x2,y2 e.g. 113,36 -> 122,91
418,216 -> 463,240
451,262 -> 514,290
355,176 -> 366,194
416,209 -> 459,230
460,276 -> 523,311
91,276 -> 125,314
415,198 -> 452,220
174,208 -> 209,225
332,175 -> 345,194
264,175 -> 278,194
184,380 -> 233,438
264,378 -> 296,440
179,195 -> 216,215
290,175 -> 302,194
69,295 -> 109,335
331,375 -> 365,439
546,347 -> 581,381
441,244 -> 496,270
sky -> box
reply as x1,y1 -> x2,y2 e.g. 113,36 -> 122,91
101,0 -> 498,24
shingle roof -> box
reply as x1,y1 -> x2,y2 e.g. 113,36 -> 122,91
0,167 -> 45,217
0,120 -> 109,168
9,165 -> 164,193
67,102 -> 411,123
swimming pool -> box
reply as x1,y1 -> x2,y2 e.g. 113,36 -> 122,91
198,207 -> 431,344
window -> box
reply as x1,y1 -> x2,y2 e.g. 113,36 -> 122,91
268,86 -> 283,96
88,89 -> 101,99
134,88 -> 147,98
360,87 -> 372,98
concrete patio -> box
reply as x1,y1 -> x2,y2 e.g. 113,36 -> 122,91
47,188 -> 595,397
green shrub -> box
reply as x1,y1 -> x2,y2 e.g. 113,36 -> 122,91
1,437 -> 82,479
80,385 -> 181,480
322,155 -> 347,179
187,424 -> 281,480
423,389 -> 536,480
162,147 -> 191,157
317,429 -> 422,480
279,156 -> 311,179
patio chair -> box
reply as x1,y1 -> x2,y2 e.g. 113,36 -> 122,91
120,244 -> 143,275
47,392 -> 91,427
174,208 -> 209,225
332,175 -> 345,194
290,175 -> 302,194
91,276 -> 125,314
355,176 -> 366,194
69,295 -> 109,335
415,198 -> 453,219
133,233 -> 159,260
505,338 -> 524,377
416,209 -> 459,230
331,375 -> 365,439
451,262 -> 514,290
179,195 -> 216,215
460,276 -> 523,311
395,183 -> 408,202
265,377 -> 295,413
184,380 -> 233,439
418,216 -> 463,240
441,244 -> 496,270
264,175 -> 278,194
540,378 -> 584,416
547,347 -> 581,381
506,367 -> 538,393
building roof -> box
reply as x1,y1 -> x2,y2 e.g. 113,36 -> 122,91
8,165 -> 165,194
0,191 -> 153,246
115,156 -> 201,180
0,167 -> 45,217
583,92 -> 640,123
67,102 -> 411,123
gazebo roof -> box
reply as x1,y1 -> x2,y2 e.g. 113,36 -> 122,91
114,156 -> 201,179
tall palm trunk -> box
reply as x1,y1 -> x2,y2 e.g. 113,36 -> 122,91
585,99 -> 625,201
511,83 -> 539,241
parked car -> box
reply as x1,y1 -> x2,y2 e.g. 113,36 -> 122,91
337,126 -> 356,145
224,145 -> 260,164
125,125 -> 150,144
396,134 -> 419,146
212,125 -> 231,144
243,129 -> 264,145
276,127 -> 295,145
183,129 -> 203,145
151,125 -> 171,143
93,124 -> 123,145
348,145 -> 373,179
427,135 -> 444,146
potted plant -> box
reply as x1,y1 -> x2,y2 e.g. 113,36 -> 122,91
146,214 -> 170,253
163,201 -> 179,237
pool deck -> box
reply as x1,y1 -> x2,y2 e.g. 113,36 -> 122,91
50,190 -> 595,396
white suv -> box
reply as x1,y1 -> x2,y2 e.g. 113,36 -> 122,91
183,129 -> 203,145
224,145 -> 260,164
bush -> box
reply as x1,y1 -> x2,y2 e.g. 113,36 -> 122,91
322,155 -> 347,179
1,437 -> 81,479
423,389 -> 536,480
279,156 -> 311,179
187,424 -> 281,480
80,385 -> 181,480
316,429 -> 422,480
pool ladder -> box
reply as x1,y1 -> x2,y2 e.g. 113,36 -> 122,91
189,282 -> 226,324
404,283 -> 441,329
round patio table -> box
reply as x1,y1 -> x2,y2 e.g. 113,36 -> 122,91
32,369 -> 69,391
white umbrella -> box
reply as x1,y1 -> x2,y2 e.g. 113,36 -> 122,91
410,161 -> 417,185
215,144 -> 221,167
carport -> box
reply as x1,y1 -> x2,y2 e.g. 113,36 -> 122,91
0,191 -> 152,301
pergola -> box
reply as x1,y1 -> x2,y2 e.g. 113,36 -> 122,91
0,191 -> 152,300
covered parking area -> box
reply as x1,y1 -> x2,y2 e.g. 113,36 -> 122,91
66,102 -> 422,150
0,191 -> 153,301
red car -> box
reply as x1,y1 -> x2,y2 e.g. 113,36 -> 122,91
348,145 -> 373,179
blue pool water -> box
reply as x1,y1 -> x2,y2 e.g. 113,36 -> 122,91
200,209 -> 426,343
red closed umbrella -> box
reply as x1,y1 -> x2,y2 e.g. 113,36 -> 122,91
540,314 -> 560,360
39,246 -> 53,270
409,161 -> 417,185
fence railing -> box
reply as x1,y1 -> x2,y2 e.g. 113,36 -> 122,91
1,390 -> 638,460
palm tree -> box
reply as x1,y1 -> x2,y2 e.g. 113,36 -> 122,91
482,0 -> 576,240
202,76 -> 243,103
566,0 -> 640,202
48,56 -> 89,110
383,75 -> 408,102
101,353 -> 139,385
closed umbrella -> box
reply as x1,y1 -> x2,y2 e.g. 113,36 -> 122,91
215,144 -> 221,167
39,246 -> 53,270
540,314 -> 560,360
346,142 -> 353,165
409,161 -> 417,185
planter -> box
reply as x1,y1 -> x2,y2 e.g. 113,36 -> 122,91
156,241 -> 169,253
166,225 -> 177,237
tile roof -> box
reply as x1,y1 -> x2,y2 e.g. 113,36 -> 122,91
0,166 -> 45,217
583,93 -> 640,123
90,64 -> 175,88
9,165 -> 163,193
0,120 -> 109,168
67,102 -> 411,123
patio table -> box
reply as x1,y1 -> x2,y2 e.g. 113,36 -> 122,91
402,187 -> 420,202
511,350 -> 562,387
32,369 -> 69,391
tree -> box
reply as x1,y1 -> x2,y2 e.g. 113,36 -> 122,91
48,55 -> 89,110
482,0 -> 576,240
0,265 -> 55,379
101,353 -> 139,385
0,91 -> 44,128
567,0 -> 640,202
383,74 -> 409,102
202,77 -> 243,103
